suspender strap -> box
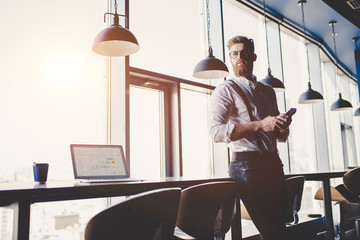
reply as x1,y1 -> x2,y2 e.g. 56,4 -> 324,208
228,79 -> 255,121
228,79 -> 267,152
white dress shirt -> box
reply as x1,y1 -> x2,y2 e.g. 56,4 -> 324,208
209,76 -> 280,153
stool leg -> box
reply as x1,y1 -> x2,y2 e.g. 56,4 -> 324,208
355,218 -> 360,240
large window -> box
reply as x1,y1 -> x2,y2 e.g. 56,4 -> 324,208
222,0 -> 267,79
128,0 -> 224,179
129,82 -> 166,179
127,68 -> 218,179
0,0 -> 110,239
129,0 -> 206,83
350,82 -> 360,164
322,60 -> 345,171
0,0 -> 108,182
180,85 -> 214,178
280,31 -> 318,173
1,0 -> 359,238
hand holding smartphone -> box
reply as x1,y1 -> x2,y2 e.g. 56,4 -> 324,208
275,108 -> 296,132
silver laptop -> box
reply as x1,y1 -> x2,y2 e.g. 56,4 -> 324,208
70,144 -> 137,183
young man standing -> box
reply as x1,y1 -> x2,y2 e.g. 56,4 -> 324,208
209,35 -> 293,240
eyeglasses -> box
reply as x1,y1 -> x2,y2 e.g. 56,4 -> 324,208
229,49 -> 253,60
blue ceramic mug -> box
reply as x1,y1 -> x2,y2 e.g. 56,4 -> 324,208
33,162 -> 49,183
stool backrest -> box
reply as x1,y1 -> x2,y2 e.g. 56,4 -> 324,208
85,187 -> 181,240
343,167 -> 360,196
285,176 -> 305,224
175,181 -> 237,239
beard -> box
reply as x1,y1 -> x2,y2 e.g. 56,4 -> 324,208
232,61 -> 253,78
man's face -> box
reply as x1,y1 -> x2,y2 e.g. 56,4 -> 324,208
229,43 -> 256,77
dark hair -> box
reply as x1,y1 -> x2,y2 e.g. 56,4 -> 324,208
226,35 -> 255,53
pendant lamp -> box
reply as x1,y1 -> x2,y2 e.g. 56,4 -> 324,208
193,0 -> 229,79
352,37 -> 360,116
297,1 -> 323,104
259,0 -> 285,92
298,82 -> 324,104
355,107 -> 360,116
329,21 -> 353,111
92,0 -> 139,57
331,93 -> 353,111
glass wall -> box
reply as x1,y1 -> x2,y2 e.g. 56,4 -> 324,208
0,0 -> 359,238
0,0 -> 110,239
350,82 -> 360,164
322,60 -> 345,171
128,0 -> 220,179
0,0 -> 108,182
129,0 -> 207,83
280,31 -> 317,173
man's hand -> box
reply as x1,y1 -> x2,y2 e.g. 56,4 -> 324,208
274,113 -> 292,142
274,113 -> 292,131
260,116 -> 277,133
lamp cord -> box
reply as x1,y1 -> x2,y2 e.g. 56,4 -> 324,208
331,23 -> 338,66
353,37 -> 360,103
206,0 -> 212,51
300,1 -> 311,84
114,0 -> 118,13
330,21 -> 340,93
262,0 -> 271,71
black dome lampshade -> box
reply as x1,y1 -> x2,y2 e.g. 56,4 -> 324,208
328,21 -> 353,111
193,47 -> 229,79
260,68 -> 285,92
298,82 -> 324,104
92,0 -> 139,57
354,107 -> 360,116
330,93 -> 353,111
296,0 -> 323,104
193,0 -> 229,79
260,0 -> 285,92
92,24 -> 139,57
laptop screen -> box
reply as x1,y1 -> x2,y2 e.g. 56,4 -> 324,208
70,144 -> 129,179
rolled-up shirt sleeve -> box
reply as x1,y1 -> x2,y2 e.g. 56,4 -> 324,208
209,84 -> 235,143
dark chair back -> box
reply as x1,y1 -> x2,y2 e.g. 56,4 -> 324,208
285,176 -> 305,224
337,167 -> 360,238
343,167 -> 360,196
175,181 -> 237,239
85,187 -> 181,240
334,167 -> 360,203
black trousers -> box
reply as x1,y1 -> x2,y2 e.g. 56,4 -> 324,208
229,151 -> 287,240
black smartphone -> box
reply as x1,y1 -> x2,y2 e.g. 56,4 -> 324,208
286,108 -> 297,117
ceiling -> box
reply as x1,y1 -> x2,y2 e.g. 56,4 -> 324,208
244,0 -> 360,79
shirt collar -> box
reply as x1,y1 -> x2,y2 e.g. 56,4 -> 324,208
232,75 -> 257,88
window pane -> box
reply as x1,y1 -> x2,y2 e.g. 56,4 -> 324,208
222,0 -> 267,80
30,199 -> 107,240
0,0 -> 107,182
0,207 -> 14,239
281,32 -> 317,173
322,61 -> 344,170
129,0 -> 206,83
130,86 -> 165,179
180,86 -> 213,178
350,82 -> 360,164
0,1 -> 109,239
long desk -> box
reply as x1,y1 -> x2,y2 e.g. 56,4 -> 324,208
0,171 -> 347,240
0,177 -> 230,240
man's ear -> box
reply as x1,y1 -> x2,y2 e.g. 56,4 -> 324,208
253,53 -> 257,62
